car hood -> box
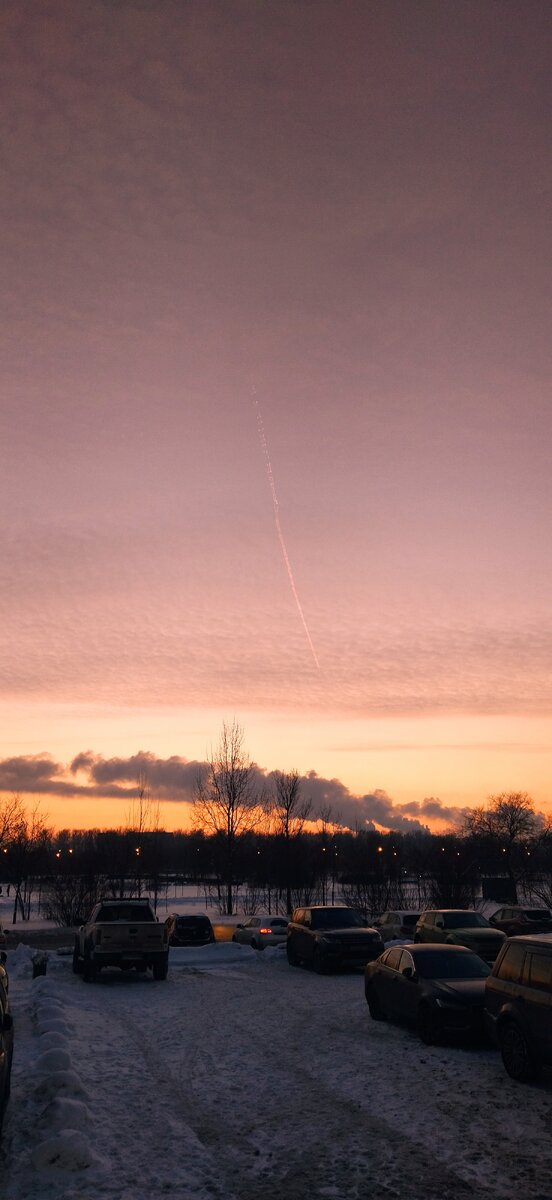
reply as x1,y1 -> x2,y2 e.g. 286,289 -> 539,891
319,927 -> 381,940
446,928 -> 504,942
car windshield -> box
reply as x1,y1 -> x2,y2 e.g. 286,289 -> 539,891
311,909 -> 365,929
442,912 -> 490,929
269,920 -> 288,928
177,917 -> 209,928
415,951 -> 491,980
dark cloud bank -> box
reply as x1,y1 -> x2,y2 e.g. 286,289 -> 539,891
0,752 -> 467,833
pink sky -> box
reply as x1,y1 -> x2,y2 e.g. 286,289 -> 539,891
1,0 -> 551,832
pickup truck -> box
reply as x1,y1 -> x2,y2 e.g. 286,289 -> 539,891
73,898 -> 171,981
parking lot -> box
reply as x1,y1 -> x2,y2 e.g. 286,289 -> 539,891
2,942 -> 552,1200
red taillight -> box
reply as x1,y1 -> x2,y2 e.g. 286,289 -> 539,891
259,927 -> 272,935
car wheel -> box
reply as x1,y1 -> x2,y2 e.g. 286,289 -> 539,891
499,1021 -> 540,1082
366,986 -> 386,1021
153,955 -> 169,981
82,948 -> 96,982
72,942 -> 82,975
287,942 -> 300,967
418,1005 -> 442,1045
312,945 -> 329,974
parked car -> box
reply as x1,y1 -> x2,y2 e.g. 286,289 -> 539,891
485,933 -> 552,1082
169,914 -> 215,947
371,911 -> 420,941
0,954 -> 13,1135
232,916 -> 288,950
365,943 -> 490,1044
487,906 -> 552,938
287,906 -> 384,973
414,910 -> 506,964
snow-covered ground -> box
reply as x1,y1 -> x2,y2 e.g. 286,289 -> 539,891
2,931 -> 552,1200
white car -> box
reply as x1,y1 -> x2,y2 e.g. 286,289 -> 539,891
232,916 -> 289,950
372,911 -> 420,941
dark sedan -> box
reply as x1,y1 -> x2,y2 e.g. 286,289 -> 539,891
168,914 -> 216,947
365,943 -> 490,1044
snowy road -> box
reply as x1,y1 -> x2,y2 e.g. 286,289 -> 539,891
2,943 -> 552,1200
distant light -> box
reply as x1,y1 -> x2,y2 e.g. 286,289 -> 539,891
377,846 -> 383,853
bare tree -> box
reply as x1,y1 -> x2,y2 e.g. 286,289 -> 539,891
269,770 -> 311,914
192,721 -> 260,915
464,792 -> 540,902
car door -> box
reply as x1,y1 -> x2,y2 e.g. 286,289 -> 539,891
377,946 -> 404,1015
524,949 -> 552,1061
392,949 -> 420,1021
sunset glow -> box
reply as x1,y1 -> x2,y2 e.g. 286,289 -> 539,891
2,1 -> 551,834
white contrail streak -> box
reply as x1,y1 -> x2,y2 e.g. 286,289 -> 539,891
254,395 -> 321,671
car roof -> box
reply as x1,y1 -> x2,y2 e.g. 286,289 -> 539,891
405,943 -> 478,954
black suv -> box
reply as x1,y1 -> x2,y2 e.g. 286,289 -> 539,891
287,906 -> 384,973
485,933 -> 552,1082
169,914 -> 215,947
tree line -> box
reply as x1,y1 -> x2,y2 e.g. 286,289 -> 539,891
1,722 -> 551,924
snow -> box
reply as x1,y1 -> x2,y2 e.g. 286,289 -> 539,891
1,931 -> 552,1200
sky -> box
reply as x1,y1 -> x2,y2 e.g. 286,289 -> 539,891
1,0 -> 552,833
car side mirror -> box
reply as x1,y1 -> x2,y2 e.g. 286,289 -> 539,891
401,966 -> 414,980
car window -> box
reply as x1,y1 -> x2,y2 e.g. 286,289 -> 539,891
525,910 -> 551,921
422,913 -> 435,926
493,909 -> 506,921
270,919 -> 288,928
400,950 -> 415,974
415,951 -> 490,979
496,943 -> 526,983
385,947 -> 403,971
527,952 -> 552,991
442,912 -> 489,929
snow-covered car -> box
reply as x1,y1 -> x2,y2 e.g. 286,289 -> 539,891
0,955 -> 13,1135
232,916 -> 289,950
371,911 -> 420,941
365,943 -> 490,1044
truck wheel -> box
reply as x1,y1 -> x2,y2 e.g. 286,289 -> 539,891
153,955 -> 169,981
83,948 -> 96,982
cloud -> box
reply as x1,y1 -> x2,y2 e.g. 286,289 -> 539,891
0,751 -> 472,832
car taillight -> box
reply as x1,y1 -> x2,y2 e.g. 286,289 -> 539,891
259,928 -> 272,935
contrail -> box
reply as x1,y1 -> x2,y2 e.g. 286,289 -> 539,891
254,393 -> 321,671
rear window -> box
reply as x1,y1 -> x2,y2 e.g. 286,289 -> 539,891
269,919 -> 288,928
96,905 -> 155,922
176,916 -> 211,929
